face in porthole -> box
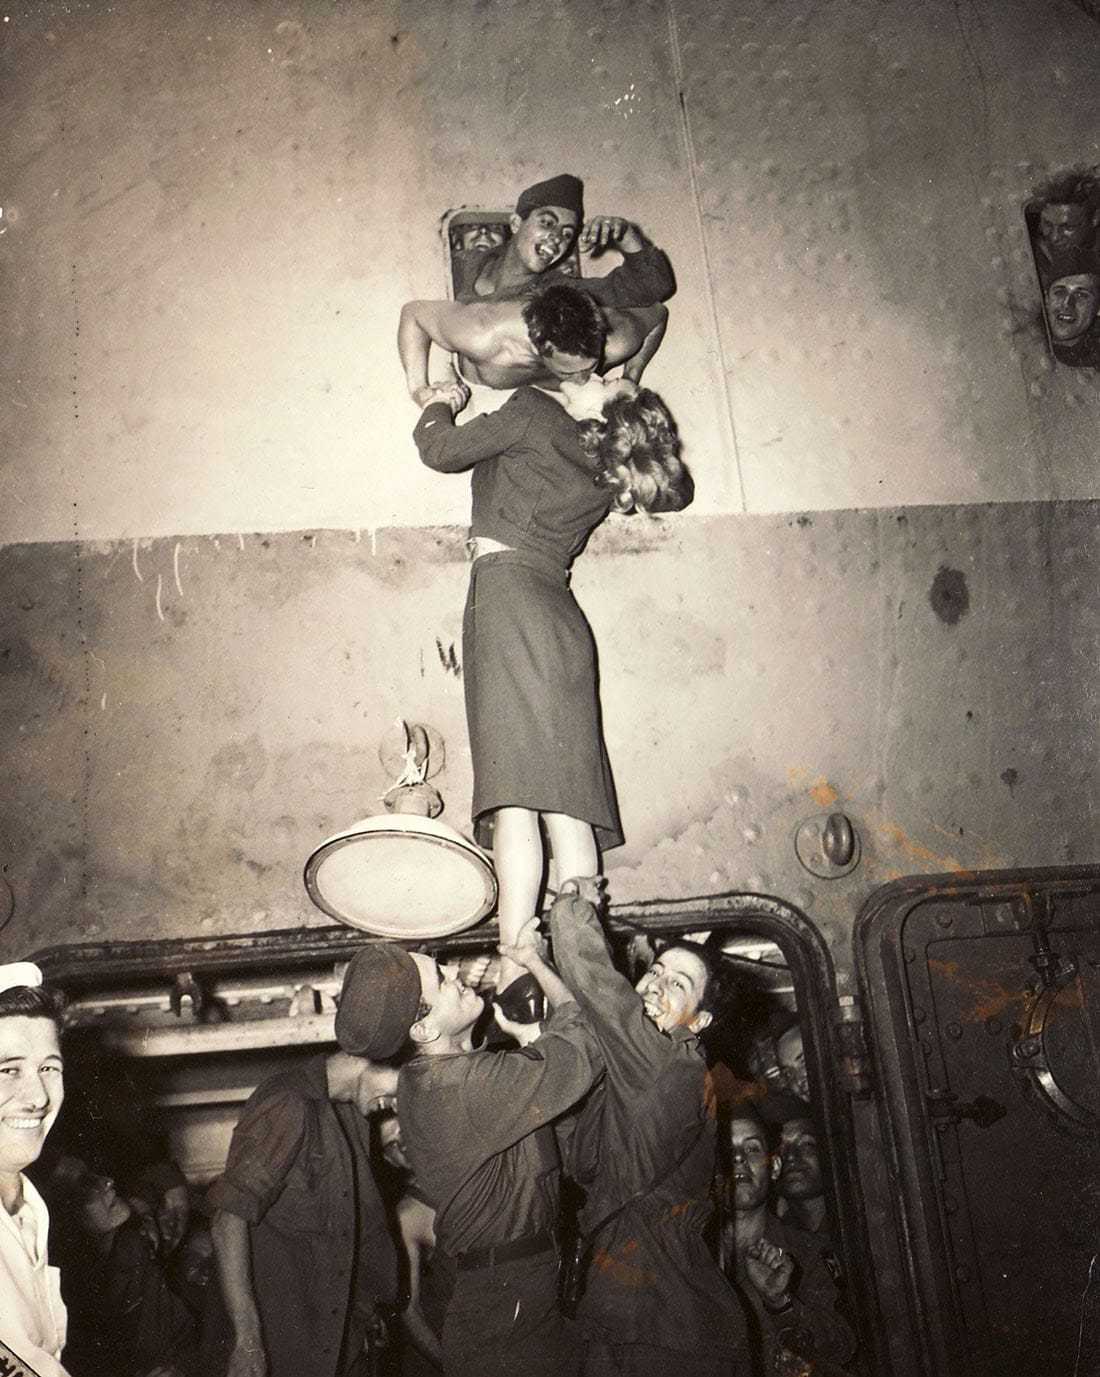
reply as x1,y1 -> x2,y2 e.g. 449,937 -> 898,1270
1045,273 -> 1100,343
458,224 -> 508,253
509,205 -> 579,274
1038,202 -> 1098,258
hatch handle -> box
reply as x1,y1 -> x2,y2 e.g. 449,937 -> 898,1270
924,1087 -> 1006,1129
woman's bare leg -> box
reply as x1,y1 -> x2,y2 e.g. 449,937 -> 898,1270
493,806 -> 544,989
543,812 -> 599,894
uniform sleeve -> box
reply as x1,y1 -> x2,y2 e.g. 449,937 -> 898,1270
776,1242 -> 859,1366
553,1083 -> 605,1184
206,1089 -> 308,1224
576,244 -> 676,307
549,891 -> 670,1082
413,393 -> 533,473
456,1003 -> 603,1154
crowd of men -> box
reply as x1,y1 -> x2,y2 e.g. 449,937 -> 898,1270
719,1106 -> 857,1377
6,175 -> 861,1377
8,894 -> 859,1377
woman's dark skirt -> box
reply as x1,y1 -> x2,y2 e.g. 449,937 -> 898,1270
463,550 -> 623,852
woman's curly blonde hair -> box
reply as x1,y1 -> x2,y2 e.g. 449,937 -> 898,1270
578,388 -> 693,514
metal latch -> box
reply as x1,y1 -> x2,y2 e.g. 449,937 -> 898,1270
835,995 -> 873,1097
170,971 -> 205,1020
924,1087 -> 1006,1128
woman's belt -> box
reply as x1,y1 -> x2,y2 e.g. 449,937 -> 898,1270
454,1227 -> 557,1271
466,544 -> 571,582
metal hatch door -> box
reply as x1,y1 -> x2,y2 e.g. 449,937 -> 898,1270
855,867 -> 1100,1377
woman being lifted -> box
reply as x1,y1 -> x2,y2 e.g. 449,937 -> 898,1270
411,284 -> 692,1017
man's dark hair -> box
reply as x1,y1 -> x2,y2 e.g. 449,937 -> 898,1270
720,1103 -> 773,1144
1044,249 -> 1100,284
0,983 -> 65,1026
522,284 -> 606,362
655,936 -> 748,1052
715,1102 -> 775,1179
1033,166 -> 1100,209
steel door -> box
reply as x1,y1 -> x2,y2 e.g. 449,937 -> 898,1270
856,867 -> 1100,1377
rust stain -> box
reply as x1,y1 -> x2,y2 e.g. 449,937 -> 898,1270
809,778 -> 838,809
706,1063 -> 765,1113
927,958 -> 1025,1022
591,1241 -> 657,1291
928,959 -> 1085,1024
926,818 -> 1007,871
880,822 -> 975,878
1057,980 -> 1085,1011
866,805 -> 1006,877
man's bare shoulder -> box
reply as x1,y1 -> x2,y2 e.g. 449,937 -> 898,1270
409,296 -> 516,324
397,1190 -> 437,1244
455,298 -> 522,327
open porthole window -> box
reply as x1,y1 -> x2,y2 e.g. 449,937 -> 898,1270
1024,167 -> 1100,368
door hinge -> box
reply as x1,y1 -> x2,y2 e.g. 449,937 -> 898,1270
835,995 -> 873,1097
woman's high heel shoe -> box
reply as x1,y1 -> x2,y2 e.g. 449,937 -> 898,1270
494,971 -> 547,1024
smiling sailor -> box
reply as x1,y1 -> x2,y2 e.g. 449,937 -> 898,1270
0,961 -> 71,1377
452,173 -> 675,306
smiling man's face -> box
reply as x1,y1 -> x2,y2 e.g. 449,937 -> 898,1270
0,1016 -> 64,1178
1045,273 -> 1100,343
509,204 -> 579,274
634,946 -> 712,1035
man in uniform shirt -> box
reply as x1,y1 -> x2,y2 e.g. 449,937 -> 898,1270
451,173 -> 675,307
209,952 -> 406,1377
721,1112 -> 856,1377
544,881 -> 750,1377
336,935 -> 602,1377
